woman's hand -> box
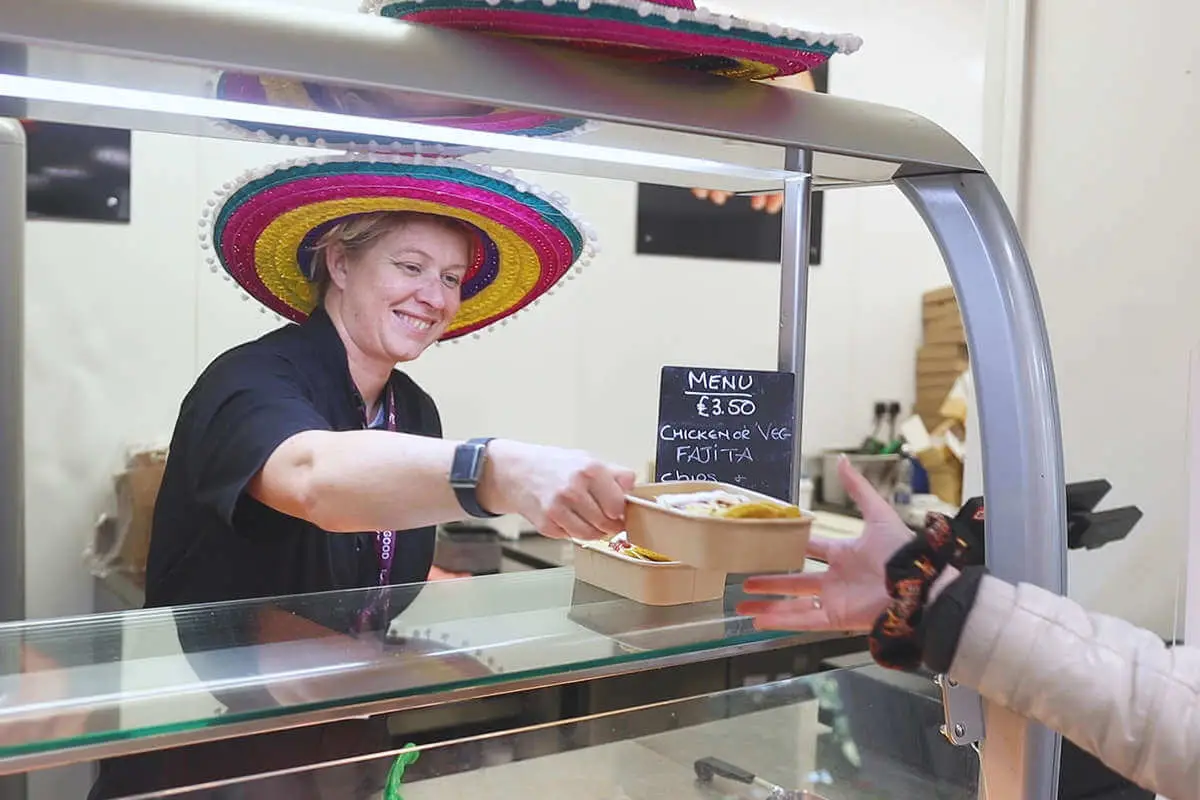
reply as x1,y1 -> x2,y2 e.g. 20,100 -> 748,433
736,456 -> 913,632
0,646 -> 92,748
690,188 -> 785,215
482,440 -> 636,541
427,565 -> 469,581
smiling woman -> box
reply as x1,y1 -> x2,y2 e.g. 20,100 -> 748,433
86,154 -> 640,799
149,154 -> 632,601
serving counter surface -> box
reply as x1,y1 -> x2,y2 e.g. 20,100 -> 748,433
2,561 -> 864,775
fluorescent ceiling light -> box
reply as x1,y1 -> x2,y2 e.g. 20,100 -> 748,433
0,74 -> 798,184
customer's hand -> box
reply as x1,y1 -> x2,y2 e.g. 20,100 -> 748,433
736,456 -> 914,632
483,440 -> 636,541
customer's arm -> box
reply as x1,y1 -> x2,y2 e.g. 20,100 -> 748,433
741,458 -> 1200,799
925,569 -> 1200,799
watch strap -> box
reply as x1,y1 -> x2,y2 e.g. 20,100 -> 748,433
451,437 -> 500,519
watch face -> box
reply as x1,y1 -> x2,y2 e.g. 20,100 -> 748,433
451,442 -> 484,488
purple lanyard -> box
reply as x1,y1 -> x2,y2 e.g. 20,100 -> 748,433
368,386 -> 399,588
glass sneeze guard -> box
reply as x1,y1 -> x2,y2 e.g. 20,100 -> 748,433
6,42 -> 800,195
0,568 -> 859,769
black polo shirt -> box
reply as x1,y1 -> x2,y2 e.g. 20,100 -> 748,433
144,305 -> 442,609
90,308 -> 442,800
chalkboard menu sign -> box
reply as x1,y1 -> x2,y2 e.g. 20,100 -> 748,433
654,366 -> 798,502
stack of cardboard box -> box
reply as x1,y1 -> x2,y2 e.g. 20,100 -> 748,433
916,286 -> 969,429
88,447 -> 167,579
908,286 -> 970,506
115,448 -> 167,574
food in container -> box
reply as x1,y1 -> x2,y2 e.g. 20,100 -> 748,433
601,532 -> 673,563
573,533 -> 726,606
625,481 -> 813,573
653,489 -> 804,520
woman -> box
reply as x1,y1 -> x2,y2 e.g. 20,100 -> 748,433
86,155 -> 634,799
150,154 -> 632,609
740,456 -> 1200,798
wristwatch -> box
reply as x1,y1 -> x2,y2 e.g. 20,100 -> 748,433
450,437 -> 501,518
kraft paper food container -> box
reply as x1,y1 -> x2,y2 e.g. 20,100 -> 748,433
624,481 -> 813,573
573,541 -> 726,607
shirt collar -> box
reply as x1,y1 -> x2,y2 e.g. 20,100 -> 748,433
300,305 -> 371,412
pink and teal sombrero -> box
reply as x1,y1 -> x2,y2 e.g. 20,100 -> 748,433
199,155 -> 597,340
364,0 -> 862,81
212,72 -> 590,156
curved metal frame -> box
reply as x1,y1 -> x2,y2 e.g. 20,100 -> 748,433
898,172 -> 1065,800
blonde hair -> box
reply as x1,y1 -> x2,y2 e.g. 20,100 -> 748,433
307,211 -> 478,302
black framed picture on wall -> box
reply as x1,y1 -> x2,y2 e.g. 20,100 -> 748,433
634,62 -> 827,265
21,120 -> 132,224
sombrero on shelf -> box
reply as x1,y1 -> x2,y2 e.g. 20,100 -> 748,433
199,155 -> 597,341
210,71 -> 591,156
363,0 -> 862,81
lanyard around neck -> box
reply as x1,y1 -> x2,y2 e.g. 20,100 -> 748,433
366,385 -> 399,587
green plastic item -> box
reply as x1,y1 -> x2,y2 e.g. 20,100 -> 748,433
859,438 -> 884,455
383,744 -> 421,800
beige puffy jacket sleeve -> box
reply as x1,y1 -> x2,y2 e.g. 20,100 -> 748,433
947,575 -> 1200,799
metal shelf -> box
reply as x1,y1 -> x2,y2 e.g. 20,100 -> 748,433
0,0 -> 978,186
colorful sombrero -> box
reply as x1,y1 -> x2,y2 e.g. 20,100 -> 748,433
211,72 -> 591,156
364,0 -> 862,81
199,155 -> 597,341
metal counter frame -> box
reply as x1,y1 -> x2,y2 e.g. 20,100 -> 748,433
0,2 -> 1067,797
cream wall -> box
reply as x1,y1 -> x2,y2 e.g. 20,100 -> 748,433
1020,0 -> 1200,638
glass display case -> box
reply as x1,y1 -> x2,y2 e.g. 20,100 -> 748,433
0,1 -> 1069,797
122,665 -> 983,799
0,569 -> 864,766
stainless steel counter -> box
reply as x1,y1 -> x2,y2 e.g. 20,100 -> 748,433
186,671 -> 978,800
404,703 -> 826,800
401,674 -> 977,800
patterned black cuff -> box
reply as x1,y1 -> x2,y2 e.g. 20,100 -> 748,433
919,566 -> 988,674
867,512 -> 970,671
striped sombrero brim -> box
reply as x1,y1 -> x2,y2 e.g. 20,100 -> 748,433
212,72 -> 591,156
201,155 -> 597,341
366,0 -> 862,81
